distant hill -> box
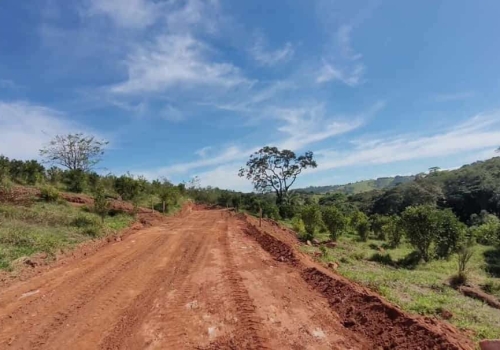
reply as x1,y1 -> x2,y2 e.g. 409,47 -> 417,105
295,175 -> 415,195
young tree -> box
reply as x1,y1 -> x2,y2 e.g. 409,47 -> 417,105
40,133 -> 108,172
93,185 -> 110,223
350,211 -> 370,241
401,205 -> 464,262
239,146 -> 317,205
385,215 -> 404,247
401,206 -> 439,262
301,205 -> 322,241
322,206 -> 347,241
434,209 -> 465,259
370,214 -> 390,240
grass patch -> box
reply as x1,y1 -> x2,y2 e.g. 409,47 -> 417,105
300,232 -> 500,341
0,202 -> 134,270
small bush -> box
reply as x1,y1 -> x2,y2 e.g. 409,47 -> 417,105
301,205 -> 322,241
93,185 -> 110,223
40,186 -> 60,202
291,216 -> 306,234
350,211 -> 370,242
322,206 -> 347,241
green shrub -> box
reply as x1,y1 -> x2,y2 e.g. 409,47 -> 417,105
351,211 -> 370,241
291,216 -> 306,234
321,206 -> 347,241
301,205 -> 322,241
40,186 -> 60,202
434,209 -> 466,259
402,205 -> 464,262
471,221 -> 500,246
93,185 -> 110,223
64,169 -> 87,193
384,215 -> 404,247
279,204 -> 298,220
370,214 -> 390,240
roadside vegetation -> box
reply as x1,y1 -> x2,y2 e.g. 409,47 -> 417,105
0,133 -> 188,270
0,201 -> 134,270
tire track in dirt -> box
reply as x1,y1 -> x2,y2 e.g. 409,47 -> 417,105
101,212 -> 216,350
0,221 -> 187,349
201,218 -> 268,350
19,234 -> 168,349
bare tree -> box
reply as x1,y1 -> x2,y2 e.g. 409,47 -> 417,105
40,133 -> 108,172
238,146 -> 317,205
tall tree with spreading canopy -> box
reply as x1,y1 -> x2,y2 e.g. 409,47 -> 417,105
238,146 -> 317,205
40,133 -> 108,172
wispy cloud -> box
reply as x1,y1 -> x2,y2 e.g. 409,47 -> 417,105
0,101 -> 99,160
85,0 -> 162,28
317,24 -> 365,86
316,60 -> 365,86
212,80 -> 296,113
433,92 -> 475,102
136,102 -> 381,185
274,100 -> 384,150
195,162 -> 252,191
110,34 -> 249,94
195,146 -> 213,158
250,34 -> 294,66
314,111 -> 500,172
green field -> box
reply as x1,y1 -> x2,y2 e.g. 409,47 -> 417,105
302,232 -> 500,340
0,201 -> 134,270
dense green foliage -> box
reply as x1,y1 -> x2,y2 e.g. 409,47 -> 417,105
321,206 -> 347,241
300,205 -> 322,241
401,206 -> 464,262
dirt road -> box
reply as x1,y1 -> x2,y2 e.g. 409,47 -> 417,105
0,210 -> 474,349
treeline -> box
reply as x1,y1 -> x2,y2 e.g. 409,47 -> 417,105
0,155 -> 185,212
346,157 -> 500,221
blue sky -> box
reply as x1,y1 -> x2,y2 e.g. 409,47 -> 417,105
1,0 -> 500,191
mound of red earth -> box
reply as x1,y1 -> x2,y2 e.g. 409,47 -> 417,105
239,213 -> 475,350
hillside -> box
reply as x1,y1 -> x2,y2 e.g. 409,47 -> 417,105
296,175 -> 415,195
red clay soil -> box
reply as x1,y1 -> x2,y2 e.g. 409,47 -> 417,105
459,286 -> 500,310
242,214 -> 475,350
0,209 -> 475,349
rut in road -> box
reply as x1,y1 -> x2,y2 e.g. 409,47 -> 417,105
0,209 -> 473,349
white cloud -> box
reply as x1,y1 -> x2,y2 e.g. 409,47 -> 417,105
111,34 -> 248,94
314,111 -> 500,172
195,146 -> 213,158
316,24 -> 366,86
273,100 -> 384,150
0,101 -> 93,160
136,102 -> 380,186
196,162 -> 252,191
250,35 -> 294,66
433,92 -> 475,102
141,145 -> 254,178
86,0 -> 161,28
337,25 -> 362,61
165,0 -> 221,34
316,60 -> 365,86
212,80 -> 296,113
